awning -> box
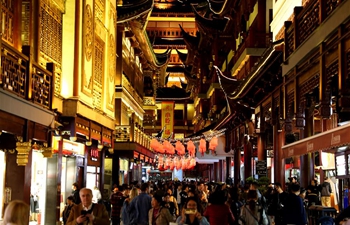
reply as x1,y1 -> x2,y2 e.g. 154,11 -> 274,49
282,123 -> 350,158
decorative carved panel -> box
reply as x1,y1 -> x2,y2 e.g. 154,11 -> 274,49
1,44 -> 28,97
1,0 -> 14,44
21,1 -> 30,46
93,37 -> 104,110
40,0 -> 63,64
31,65 -> 52,109
82,1 -> 94,95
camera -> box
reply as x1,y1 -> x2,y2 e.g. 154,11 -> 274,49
81,210 -> 88,216
184,209 -> 196,214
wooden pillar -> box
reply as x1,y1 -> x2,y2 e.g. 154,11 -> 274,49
213,162 -> 218,181
226,157 -> 232,181
300,107 -> 314,187
244,137 -> 252,181
257,134 -> 265,160
234,149 -> 241,185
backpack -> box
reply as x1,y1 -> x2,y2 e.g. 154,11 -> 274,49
317,216 -> 334,225
321,183 -> 331,196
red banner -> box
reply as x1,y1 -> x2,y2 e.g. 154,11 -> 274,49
161,102 -> 174,138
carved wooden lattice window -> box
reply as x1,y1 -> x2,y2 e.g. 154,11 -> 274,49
40,0 -> 62,64
287,91 -> 294,117
299,74 -> 320,104
1,47 -> 27,97
326,60 -> 338,81
93,38 -> 104,110
1,0 -> 14,44
32,65 -> 52,109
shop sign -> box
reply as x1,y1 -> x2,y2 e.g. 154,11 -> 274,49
145,156 -> 149,162
134,152 -> 139,159
140,154 -> 145,161
90,148 -> 99,161
52,139 -> 85,155
256,160 -> 267,177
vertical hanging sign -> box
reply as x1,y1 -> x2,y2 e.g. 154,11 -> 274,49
161,102 -> 174,139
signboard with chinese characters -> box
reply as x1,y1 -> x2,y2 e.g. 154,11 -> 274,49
256,160 -> 267,177
336,154 -> 346,177
161,102 -> 174,138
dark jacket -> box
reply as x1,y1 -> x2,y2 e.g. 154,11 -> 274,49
282,193 -> 307,225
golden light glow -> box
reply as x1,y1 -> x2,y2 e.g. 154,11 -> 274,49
149,17 -> 195,22
231,55 -> 250,77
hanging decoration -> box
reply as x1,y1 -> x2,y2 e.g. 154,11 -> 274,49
209,136 -> 218,154
150,128 -> 226,171
199,138 -> 206,156
186,140 -> 196,157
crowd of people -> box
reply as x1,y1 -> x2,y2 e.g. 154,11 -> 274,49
2,177 -> 350,225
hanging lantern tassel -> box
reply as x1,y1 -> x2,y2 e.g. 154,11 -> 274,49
190,158 -> 196,169
209,136 -> 218,153
169,158 -> 175,170
199,138 -> 206,156
176,157 -> 182,170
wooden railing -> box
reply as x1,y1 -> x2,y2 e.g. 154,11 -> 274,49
115,124 -> 151,149
284,0 -> 342,59
0,42 -> 54,110
147,27 -> 197,38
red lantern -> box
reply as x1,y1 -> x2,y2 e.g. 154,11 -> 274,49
199,138 -> 206,156
175,141 -> 185,155
150,138 -> 159,152
187,140 -> 196,157
163,140 -> 171,154
209,136 -> 218,152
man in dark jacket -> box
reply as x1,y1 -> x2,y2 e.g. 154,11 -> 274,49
71,182 -> 81,205
267,182 -> 288,225
283,183 -> 307,225
110,186 -> 125,225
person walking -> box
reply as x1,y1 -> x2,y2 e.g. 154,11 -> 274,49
128,183 -> 152,225
282,184 -> 307,225
110,186 -> 125,225
203,190 -> 235,225
176,197 -> 210,225
3,200 -> 30,225
148,194 -> 174,225
62,196 -> 75,225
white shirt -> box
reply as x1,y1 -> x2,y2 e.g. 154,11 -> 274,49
176,190 -> 181,204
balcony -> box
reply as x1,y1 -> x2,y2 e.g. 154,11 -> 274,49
115,124 -> 151,150
0,42 -> 53,110
284,0 -> 342,59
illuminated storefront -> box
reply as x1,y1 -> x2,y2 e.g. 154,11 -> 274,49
52,138 -> 85,221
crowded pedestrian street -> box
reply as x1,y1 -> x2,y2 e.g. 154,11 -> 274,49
1,0 -> 350,224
